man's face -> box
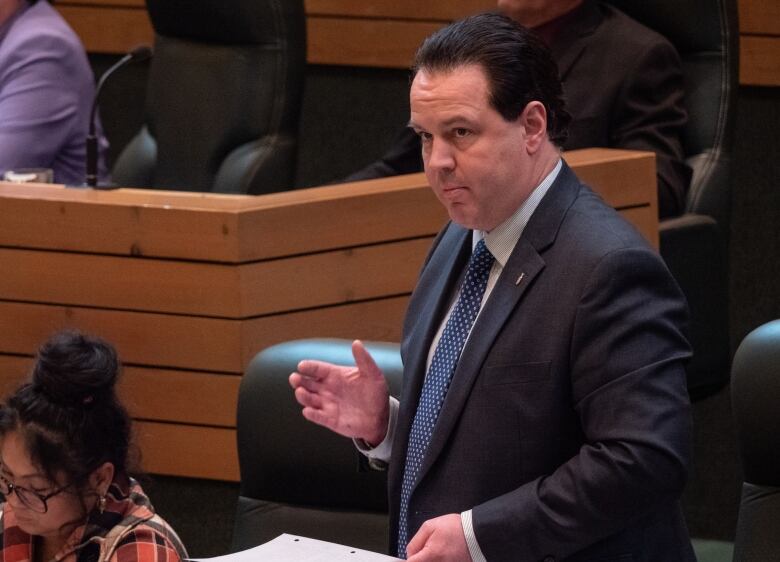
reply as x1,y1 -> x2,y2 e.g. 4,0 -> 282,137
409,65 -> 536,231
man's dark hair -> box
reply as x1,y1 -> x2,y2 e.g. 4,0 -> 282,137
412,12 -> 570,146
0,331 -> 133,495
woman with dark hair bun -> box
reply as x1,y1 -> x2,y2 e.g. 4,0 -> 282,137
0,331 -> 187,562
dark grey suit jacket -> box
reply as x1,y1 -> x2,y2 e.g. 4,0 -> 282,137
390,163 -> 695,561
345,1 -> 690,218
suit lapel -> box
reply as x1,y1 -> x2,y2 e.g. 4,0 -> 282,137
393,225 -> 472,468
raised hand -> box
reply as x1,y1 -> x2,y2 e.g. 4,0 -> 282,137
289,340 -> 390,445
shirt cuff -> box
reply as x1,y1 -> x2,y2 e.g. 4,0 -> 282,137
461,510 -> 487,562
353,396 -> 399,468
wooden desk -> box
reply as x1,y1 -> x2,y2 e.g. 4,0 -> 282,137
0,147 -> 656,481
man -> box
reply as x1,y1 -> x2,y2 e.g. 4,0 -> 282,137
291,13 -> 694,561
344,0 -> 690,219
0,0 -> 109,185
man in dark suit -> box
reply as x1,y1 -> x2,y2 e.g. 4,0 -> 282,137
290,13 -> 694,561
344,0 -> 690,219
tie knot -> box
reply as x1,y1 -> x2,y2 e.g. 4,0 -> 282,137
470,238 -> 494,276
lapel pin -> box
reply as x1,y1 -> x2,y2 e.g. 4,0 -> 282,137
515,272 -> 525,285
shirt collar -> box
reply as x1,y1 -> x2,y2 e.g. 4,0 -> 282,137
473,158 -> 562,266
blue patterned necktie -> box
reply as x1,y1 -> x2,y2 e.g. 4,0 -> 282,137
397,238 -> 495,558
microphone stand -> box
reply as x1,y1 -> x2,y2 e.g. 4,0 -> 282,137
86,46 -> 153,188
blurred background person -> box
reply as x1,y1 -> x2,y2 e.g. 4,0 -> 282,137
0,0 -> 108,185
0,331 -> 186,562
344,0 -> 690,218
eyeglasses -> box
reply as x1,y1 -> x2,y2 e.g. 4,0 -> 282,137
0,472 -> 75,514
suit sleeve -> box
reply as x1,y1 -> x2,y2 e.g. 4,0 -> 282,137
609,40 -> 691,218
0,33 -> 82,177
472,246 -> 692,560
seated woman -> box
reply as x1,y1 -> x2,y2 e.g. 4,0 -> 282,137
0,331 -> 187,562
0,0 -> 110,185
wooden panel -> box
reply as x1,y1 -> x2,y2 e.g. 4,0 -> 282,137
738,0 -> 780,36
0,301 -> 244,372
564,149 -> 657,213
307,16 -> 440,68
0,248 -> 240,317
0,148 -> 652,262
121,367 -> 240,427
134,421 -> 239,481
0,178 -> 447,262
0,186 -> 244,261
0,357 -> 238,428
0,356 -> 30,397
0,239 -> 429,318
57,6 -> 153,54
740,35 -> 780,87
0,298 -> 410,374
239,238 -> 430,316
233,176 -> 447,262
305,0 -> 493,20
242,297 -> 409,366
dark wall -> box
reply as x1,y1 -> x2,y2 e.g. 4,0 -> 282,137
729,87 -> 780,346
95,57 -> 779,554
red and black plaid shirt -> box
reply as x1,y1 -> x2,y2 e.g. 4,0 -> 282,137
0,478 -> 187,562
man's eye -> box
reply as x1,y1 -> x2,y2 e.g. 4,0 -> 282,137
418,131 -> 432,142
454,128 -> 470,138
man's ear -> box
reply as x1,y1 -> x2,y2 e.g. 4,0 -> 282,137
521,101 -> 548,153
89,461 -> 115,495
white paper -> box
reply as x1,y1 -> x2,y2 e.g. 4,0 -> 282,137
188,534 -> 402,562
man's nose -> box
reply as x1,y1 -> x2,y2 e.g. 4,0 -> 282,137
426,138 -> 455,173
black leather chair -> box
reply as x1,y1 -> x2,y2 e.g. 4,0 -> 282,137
730,319 -> 780,561
232,339 -> 403,554
607,0 -> 739,400
112,0 -> 305,194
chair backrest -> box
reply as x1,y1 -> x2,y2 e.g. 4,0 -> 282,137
232,339 -> 404,554
607,0 -> 739,229
112,0 -> 305,194
730,320 -> 780,561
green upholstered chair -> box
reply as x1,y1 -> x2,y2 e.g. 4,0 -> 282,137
231,339 -> 403,554
730,320 -> 780,561
607,0 -> 739,400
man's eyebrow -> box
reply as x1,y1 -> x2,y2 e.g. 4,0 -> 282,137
407,116 -> 473,130
440,116 -> 474,127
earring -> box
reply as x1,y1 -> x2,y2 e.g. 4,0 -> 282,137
98,494 -> 106,514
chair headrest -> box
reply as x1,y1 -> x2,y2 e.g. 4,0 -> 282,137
606,0 -> 733,54
145,0 -> 304,45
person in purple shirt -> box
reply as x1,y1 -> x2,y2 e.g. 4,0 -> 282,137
0,0 -> 108,185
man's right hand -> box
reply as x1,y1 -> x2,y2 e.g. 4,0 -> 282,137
289,340 -> 390,446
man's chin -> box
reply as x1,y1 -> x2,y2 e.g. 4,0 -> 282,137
446,208 -> 480,230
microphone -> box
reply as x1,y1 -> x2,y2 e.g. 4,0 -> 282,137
86,46 -> 153,188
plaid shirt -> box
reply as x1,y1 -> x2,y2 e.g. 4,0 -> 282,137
0,477 -> 187,562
